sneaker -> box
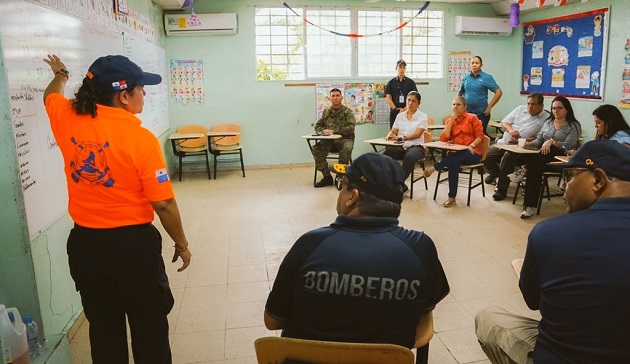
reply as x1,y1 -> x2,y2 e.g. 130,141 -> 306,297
520,206 -> 536,219
492,191 -> 507,201
484,175 -> 497,185
508,167 -> 525,183
314,176 -> 334,188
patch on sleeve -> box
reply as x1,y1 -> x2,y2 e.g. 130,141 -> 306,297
156,168 -> 170,183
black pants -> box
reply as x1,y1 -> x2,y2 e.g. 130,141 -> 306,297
516,146 -> 565,208
68,223 -> 174,364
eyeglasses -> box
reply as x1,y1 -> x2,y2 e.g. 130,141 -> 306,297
552,106 -> 565,111
562,168 -> 590,184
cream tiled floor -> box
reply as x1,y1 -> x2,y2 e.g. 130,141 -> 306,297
70,164 -> 565,363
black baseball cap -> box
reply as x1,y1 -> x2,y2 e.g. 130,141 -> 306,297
396,59 -> 407,67
330,152 -> 405,204
558,140 -> 630,180
86,55 -> 161,91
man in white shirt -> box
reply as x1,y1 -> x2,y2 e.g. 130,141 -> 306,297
484,93 -> 550,201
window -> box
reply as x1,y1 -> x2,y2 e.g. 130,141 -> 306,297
255,6 -> 444,81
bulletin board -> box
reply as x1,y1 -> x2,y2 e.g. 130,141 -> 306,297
520,8 -> 609,100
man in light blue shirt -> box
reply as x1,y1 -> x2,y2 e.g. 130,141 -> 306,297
484,93 -> 550,201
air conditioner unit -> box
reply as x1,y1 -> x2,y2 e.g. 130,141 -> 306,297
455,16 -> 512,36
164,13 -> 238,36
152,0 -> 185,10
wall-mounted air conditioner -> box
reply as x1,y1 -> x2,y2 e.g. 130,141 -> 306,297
455,16 -> 512,36
164,13 -> 238,36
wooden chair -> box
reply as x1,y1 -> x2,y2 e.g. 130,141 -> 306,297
209,123 -> 245,179
254,337 -> 415,364
409,131 -> 432,199
172,125 -> 211,181
432,135 -> 491,206
512,258 -> 524,279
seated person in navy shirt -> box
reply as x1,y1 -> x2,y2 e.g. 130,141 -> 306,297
475,140 -> 630,364
264,152 -> 449,349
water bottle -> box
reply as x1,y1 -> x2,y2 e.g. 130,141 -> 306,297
23,315 -> 42,359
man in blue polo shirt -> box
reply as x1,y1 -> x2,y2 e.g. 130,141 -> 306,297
475,140 -> 630,364
264,152 -> 449,350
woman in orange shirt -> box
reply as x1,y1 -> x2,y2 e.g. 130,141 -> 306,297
424,96 -> 484,207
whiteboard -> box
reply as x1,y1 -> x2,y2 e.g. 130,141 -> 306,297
0,1 -> 125,238
123,33 -> 170,136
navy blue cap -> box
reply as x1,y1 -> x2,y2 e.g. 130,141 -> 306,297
330,152 -> 405,204
559,140 -> 630,181
86,55 -> 161,91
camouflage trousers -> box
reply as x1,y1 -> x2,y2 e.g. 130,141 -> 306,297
312,139 -> 354,176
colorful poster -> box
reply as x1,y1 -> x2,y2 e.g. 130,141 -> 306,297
447,51 -> 472,92
170,60 -> 204,104
316,83 -> 388,124
315,83 -> 345,120
575,65 -> 591,89
344,83 -> 374,124
620,39 -> 630,108
551,68 -> 565,88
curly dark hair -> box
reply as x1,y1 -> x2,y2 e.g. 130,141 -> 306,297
72,77 -> 136,117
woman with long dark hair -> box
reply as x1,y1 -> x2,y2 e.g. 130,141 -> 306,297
593,104 -> 630,145
517,96 -> 581,218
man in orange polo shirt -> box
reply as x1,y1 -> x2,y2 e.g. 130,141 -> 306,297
43,54 -> 191,364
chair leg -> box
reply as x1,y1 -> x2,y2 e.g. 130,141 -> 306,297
421,162 -> 428,191
467,169 -> 473,207
537,176 -> 549,215
239,149 -> 245,178
416,343 -> 429,364
512,181 -> 521,205
410,169 -> 415,200
205,151 -> 211,180
479,168 -> 486,197
433,170 -> 441,201
178,155 -> 183,181
213,153 -> 218,180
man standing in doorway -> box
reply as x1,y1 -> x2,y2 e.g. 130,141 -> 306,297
311,88 -> 355,188
385,59 -> 418,129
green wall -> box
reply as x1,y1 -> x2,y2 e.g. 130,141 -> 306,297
1,1 -> 629,363
165,0 -> 630,170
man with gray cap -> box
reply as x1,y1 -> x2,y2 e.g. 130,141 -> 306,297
264,152 -> 449,350
475,140 -> 630,363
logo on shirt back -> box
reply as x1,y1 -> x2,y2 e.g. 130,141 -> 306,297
69,138 -> 115,187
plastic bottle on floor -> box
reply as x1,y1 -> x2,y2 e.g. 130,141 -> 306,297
0,304 -> 31,364
23,315 -> 42,359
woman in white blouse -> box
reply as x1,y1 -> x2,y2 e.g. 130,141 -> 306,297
383,91 -> 427,191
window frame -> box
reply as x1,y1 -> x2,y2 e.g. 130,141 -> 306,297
254,6 -> 444,81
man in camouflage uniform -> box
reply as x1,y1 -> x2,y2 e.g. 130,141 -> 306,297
312,88 -> 356,187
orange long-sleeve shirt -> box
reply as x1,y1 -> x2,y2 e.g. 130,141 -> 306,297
440,113 -> 484,155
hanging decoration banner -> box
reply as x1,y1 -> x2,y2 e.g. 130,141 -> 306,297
520,7 -> 609,100
282,1 -> 430,37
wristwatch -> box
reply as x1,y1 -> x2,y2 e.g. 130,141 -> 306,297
55,68 -> 70,78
